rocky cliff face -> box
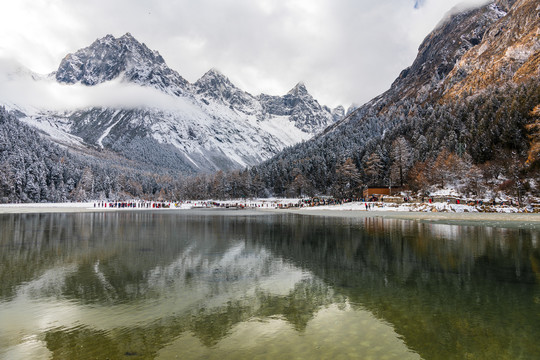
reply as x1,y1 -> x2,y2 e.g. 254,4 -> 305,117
336,0 -> 537,122
382,0 -> 512,105
443,0 -> 539,98
390,0 -> 539,103
258,82 -> 338,133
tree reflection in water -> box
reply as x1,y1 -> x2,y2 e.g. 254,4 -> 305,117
0,211 -> 538,359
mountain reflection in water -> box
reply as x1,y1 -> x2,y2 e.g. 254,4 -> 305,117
0,211 -> 538,359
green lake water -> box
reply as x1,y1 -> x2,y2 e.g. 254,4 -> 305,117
0,210 -> 539,359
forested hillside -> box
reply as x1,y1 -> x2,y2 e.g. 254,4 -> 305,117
0,107 -> 184,202
3,78 -> 538,203
174,79 -> 540,201
211,0 -> 540,202
253,80 -> 540,199
178,0 -> 540,201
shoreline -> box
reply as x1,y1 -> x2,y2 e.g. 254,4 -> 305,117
262,208 -> 540,224
1,202 -> 540,225
0,203 -> 179,214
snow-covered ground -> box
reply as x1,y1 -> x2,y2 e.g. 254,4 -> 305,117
209,198 -> 537,214
0,198 -> 299,213
1,199 -> 539,224
296,201 -> 525,214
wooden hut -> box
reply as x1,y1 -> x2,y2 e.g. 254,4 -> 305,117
363,186 -> 402,199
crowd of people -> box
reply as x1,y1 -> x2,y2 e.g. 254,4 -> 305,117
93,201 -> 173,209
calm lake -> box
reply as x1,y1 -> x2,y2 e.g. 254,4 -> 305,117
0,210 -> 539,359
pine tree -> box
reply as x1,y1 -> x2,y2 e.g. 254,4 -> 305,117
364,152 -> 384,185
288,173 -> 312,198
390,137 -> 411,187
333,158 -> 362,199
407,160 -> 430,194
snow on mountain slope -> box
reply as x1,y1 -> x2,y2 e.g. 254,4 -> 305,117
19,112 -> 85,148
2,34 -> 341,173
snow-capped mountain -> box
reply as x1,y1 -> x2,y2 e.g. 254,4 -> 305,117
259,82 -> 345,133
56,33 -> 190,96
5,33 -> 340,173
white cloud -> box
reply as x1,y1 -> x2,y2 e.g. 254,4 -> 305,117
0,0 -> 493,108
0,65 -> 198,113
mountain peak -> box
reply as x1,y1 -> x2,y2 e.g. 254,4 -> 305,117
100,34 -> 115,43
194,68 -> 260,112
55,33 -> 189,95
206,68 -> 223,76
120,32 -> 135,40
95,33 -> 141,49
287,82 -> 309,97
196,68 -> 235,89
117,32 -> 147,49
198,68 -> 230,83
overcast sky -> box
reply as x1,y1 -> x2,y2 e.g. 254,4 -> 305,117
0,0 -> 490,108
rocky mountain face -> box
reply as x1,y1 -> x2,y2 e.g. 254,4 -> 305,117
442,0 -> 539,98
332,0 -> 537,125
10,34 -> 340,173
259,82 -> 344,133
376,0 -> 514,106
56,33 -> 190,96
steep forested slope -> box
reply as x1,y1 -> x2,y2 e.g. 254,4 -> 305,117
238,0 -> 540,200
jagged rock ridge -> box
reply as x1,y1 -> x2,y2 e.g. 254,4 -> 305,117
56,33 -> 190,96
